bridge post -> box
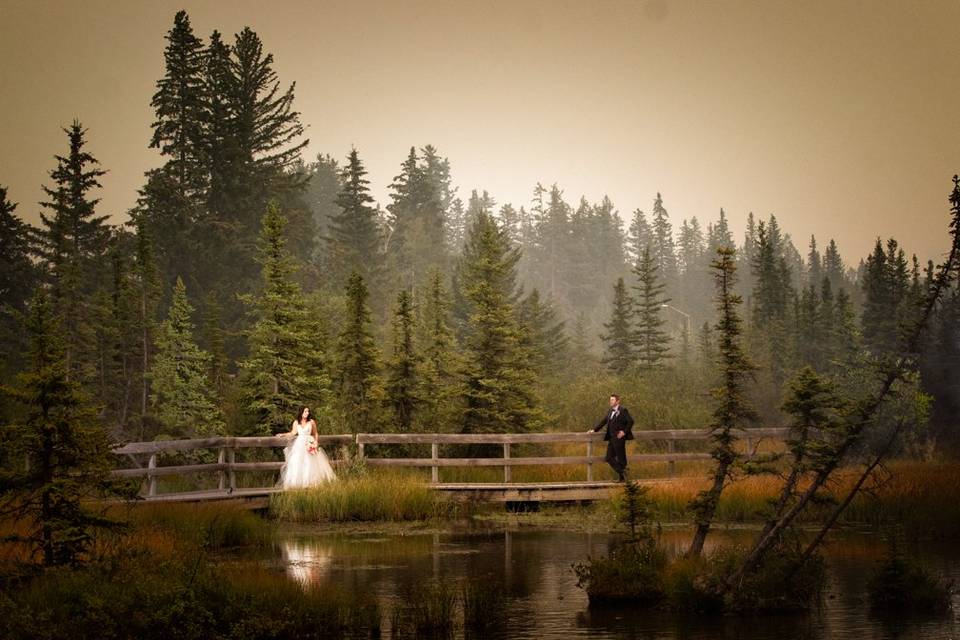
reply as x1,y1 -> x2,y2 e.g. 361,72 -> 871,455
147,453 -> 157,497
227,448 -> 236,491
503,443 -> 511,482
667,440 -> 676,478
217,447 -> 226,491
746,437 -> 754,460
586,440 -> 593,481
431,443 -> 439,483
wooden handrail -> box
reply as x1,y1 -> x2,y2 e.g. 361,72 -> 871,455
111,428 -> 789,498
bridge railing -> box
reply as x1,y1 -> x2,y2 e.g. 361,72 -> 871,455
356,428 -> 790,483
111,428 -> 790,497
112,435 -> 353,497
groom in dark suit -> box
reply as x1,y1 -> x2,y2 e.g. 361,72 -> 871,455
590,394 -> 634,482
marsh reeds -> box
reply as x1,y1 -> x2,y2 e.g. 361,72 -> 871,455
269,471 -> 456,522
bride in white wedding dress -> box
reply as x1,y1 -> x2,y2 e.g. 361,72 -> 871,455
279,406 -> 336,489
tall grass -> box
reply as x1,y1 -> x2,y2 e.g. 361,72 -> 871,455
269,472 -> 456,522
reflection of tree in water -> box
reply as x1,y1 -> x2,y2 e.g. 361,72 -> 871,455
281,539 -> 334,587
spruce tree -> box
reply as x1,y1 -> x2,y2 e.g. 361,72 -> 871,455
148,278 -> 223,438
333,272 -> 382,431
0,290 -> 134,567
150,10 -> 207,198
688,247 -> 757,556
632,246 -> 672,370
0,186 -> 36,398
601,278 -> 635,374
626,208 -> 652,267
459,213 -> 542,434
385,290 -> 419,432
650,193 -> 678,292
328,147 -> 382,286
239,202 -> 325,434
416,270 -> 461,432
517,289 -> 569,375
0,186 -> 35,317
35,121 -> 111,386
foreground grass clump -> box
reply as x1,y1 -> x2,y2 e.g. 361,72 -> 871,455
0,504 -> 378,640
868,548 -> 953,613
120,502 -> 274,549
0,559 -> 381,640
269,473 -> 455,522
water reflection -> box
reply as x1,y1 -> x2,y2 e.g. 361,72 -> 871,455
265,528 -> 960,639
280,539 -> 333,587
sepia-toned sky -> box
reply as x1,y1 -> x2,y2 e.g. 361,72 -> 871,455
1,0 -> 958,265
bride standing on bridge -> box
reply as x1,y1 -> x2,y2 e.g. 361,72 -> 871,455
279,406 -> 336,489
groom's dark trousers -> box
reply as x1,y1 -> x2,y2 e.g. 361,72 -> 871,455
593,406 -> 635,477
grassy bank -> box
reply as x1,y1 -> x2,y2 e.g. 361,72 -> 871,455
269,471 -> 460,522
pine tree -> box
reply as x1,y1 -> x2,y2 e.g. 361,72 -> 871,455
626,208 -> 652,266
416,270 -> 461,432
384,290 -> 419,432
632,246 -> 672,370
0,186 -> 35,316
459,212 -> 542,434
650,193 -> 678,292
687,247 -> 757,556
0,290 -> 134,566
386,147 -> 448,287
807,235 -> 822,289
239,202 -> 325,434
333,272 -> 381,431
150,10 -> 207,198
303,152 -> 343,266
517,289 -> 569,374
328,147 -> 382,286
823,239 -> 845,293
35,121 -> 111,386
148,277 -> 223,438
0,186 -> 36,397
601,278 -> 635,374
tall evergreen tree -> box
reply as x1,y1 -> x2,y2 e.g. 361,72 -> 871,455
458,213 -> 542,434
626,208 -> 652,267
688,247 -> 757,556
150,10 -> 207,198
384,290 -> 419,432
517,289 -> 569,375
328,148 -> 382,286
148,277 -> 223,438
632,246 -> 672,370
416,270 -> 461,432
650,193 -> 678,293
601,278 -> 635,375
35,121 -> 111,386
239,202 -> 325,434
0,291 -> 133,567
0,186 -> 36,400
333,272 -> 382,431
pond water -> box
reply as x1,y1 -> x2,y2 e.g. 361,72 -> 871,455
245,525 -> 960,639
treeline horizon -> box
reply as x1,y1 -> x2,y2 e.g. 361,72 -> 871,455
1,10 -> 958,455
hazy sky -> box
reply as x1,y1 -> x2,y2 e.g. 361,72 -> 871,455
2,0 -> 958,265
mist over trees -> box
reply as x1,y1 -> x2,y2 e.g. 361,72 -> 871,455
1,8 -> 958,460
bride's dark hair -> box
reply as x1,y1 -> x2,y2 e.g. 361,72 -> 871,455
296,406 -> 310,424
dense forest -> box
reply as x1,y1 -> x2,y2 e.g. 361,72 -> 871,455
1,9 -> 957,457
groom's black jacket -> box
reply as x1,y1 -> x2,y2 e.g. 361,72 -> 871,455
593,406 -> 635,441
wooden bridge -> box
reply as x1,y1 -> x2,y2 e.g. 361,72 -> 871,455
111,428 -> 789,505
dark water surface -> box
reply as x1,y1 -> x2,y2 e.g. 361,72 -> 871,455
245,525 -> 960,639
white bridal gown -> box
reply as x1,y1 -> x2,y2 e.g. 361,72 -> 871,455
280,423 -> 336,489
